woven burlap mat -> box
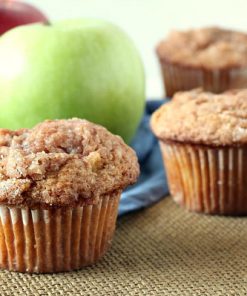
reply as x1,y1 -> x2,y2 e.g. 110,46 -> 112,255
1,196 -> 247,295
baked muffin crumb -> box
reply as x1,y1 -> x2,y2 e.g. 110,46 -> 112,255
151,88 -> 247,146
157,27 -> 247,69
0,118 -> 139,208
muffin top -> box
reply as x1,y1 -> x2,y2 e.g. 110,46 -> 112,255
157,27 -> 247,69
0,118 -> 139,208
151,88 -> 247,146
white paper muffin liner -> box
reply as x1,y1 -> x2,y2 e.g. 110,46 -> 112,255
160,141 -> 247,215
0,193 -> 120,273
159,60 -> 247,97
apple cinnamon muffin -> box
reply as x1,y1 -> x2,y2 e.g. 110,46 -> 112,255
0,118 -> 139,273
151,88 -> 247,215
157,27 -> 247,97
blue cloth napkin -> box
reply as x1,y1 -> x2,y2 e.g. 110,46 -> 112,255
119,99 -> 169,216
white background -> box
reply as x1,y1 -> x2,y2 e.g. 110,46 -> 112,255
27,0 -> 247,98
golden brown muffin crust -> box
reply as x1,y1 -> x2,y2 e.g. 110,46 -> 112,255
0,119 -> 139,208
157,27 -> 247,69
151,88 -> 247,146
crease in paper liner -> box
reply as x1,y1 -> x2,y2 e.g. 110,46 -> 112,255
160,141 -> 247,215
159,60 -> 247,97
0,193 -> 120,273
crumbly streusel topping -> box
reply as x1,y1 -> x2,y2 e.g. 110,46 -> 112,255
157,27 -> 247,69
0,119 -> 139,208
151,88 -> 247,146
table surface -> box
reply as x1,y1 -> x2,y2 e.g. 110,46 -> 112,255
1,196 -> 247,296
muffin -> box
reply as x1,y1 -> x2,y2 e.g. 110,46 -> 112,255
156,27 -> 247,97
0,118 -> 139,273
151,88 -> 247,215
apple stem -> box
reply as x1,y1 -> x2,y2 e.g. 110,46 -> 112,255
44,20 -> 51,26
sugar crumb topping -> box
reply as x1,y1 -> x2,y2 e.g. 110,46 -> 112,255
0,119 -> 139,208
151,88 -> 247,146
157,27 -> 247,69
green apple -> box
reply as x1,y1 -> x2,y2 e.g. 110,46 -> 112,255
0,19 -> 145,142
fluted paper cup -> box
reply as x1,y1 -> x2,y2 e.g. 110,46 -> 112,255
0,192 -> 120,273
159,59 -> 247,97
160,141 -> 247,215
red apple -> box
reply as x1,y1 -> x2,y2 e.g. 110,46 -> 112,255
0,0 -> 48,35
